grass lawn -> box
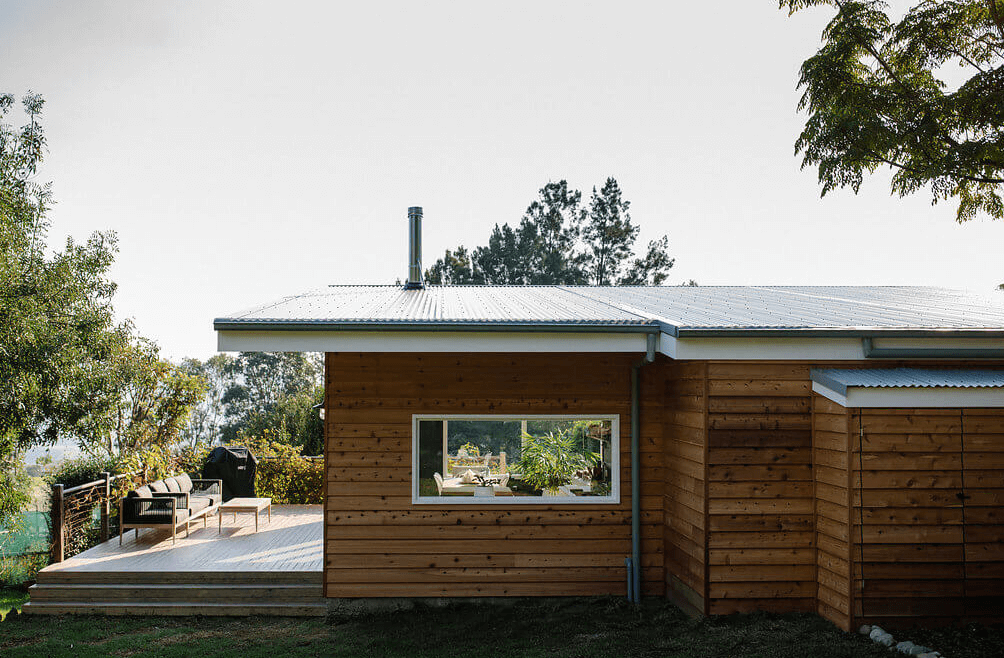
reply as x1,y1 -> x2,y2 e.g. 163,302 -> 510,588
0,598 -> 916,658
0,588 -> 29,621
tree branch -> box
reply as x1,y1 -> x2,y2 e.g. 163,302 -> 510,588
988,0 -> 1004,42
867,149 -> 1004,184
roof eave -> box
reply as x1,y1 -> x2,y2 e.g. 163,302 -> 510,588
675,327 -> 1004,339
212,319 -> 668,334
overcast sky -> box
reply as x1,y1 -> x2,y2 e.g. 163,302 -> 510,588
2,0 -> 1002,361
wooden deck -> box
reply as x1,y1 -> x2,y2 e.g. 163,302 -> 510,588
25,505 -> 325,616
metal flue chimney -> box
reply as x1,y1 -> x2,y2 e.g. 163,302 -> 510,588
405,206 -> 423,289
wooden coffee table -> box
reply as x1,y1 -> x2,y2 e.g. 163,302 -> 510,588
218,497 -> 271,533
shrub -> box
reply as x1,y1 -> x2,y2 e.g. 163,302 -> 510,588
236,436 -> 323,505
46,454 -> 120,490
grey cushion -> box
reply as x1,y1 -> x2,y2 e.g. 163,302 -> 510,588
128,485 -> 153,498
148,480 -> 168,493
174,473 -> 193,493
189,496 -> 211,515
163,477 -> 181,493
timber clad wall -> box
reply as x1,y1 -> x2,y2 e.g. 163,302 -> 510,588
663,361 -> 707,615
704,363 -> 816,615
324,352 -> 665,598
813,396 -> 853,630
851,407 -> 1004,628
324,352 -> 1004,627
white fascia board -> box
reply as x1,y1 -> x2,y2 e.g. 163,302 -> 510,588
660,335 -> 1004,361
812,381 -> 1004,408
661,336 -> 865,360
217,330 -> 652,353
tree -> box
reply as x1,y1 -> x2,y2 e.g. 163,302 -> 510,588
1,93 -> 126,451
219,352 -> 324,448
582,178 -> 639,285
179,354 -> 233,449
780,1 -> 1004,221
424,246 -> 477,285
521,180 -> 588,284
425,178 -> 676,286
77,337 -> 206,457
473,223 -> 532,284
0,91 -> 133,533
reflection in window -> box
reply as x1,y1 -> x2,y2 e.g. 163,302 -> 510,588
414,416 -> 618,503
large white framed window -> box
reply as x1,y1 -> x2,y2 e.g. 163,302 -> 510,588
412,414 -> 620,505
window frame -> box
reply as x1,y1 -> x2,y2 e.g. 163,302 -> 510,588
411,414 -> 621,505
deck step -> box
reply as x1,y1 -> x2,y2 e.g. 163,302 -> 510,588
35,571 -> 322,586
21,601 -> 327,617
28,583 -> 324,603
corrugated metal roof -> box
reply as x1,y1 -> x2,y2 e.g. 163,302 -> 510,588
811,368 -> 1004,394
214,285 -> 1004,335
217,286 -> 651,327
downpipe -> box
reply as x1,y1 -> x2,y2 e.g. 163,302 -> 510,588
628,332 -> 657,603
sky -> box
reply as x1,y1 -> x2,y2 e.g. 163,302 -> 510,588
2,0 -> 1002,362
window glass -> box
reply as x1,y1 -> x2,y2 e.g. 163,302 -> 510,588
413,416 -> 618,504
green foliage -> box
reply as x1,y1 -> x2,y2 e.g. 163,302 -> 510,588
45,454 -> 119,489
237,435 -> 323,504
780,1 -> 1004,221
218,352 -> 323,451
425,178 -> 676,286
515,429 -> 598,492
0,91 -> 126,462
78,338 -> 206,457
0,457 -> 30,540
178,354 -> 230,448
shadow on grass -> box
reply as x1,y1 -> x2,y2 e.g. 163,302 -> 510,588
0,588 -> 29,621
2,597 -> 996,658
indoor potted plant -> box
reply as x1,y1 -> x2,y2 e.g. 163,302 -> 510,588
515,429 -> 598,496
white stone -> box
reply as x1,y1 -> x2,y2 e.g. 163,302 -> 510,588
896,641 -> 916,654
876,633 -> 896,647
859,624 -> 872,636
869,627 -> 886,641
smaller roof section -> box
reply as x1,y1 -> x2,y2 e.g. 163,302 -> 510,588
811,367 -> 1004,408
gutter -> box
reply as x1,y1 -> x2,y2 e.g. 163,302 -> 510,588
627,331 -> 657,604
213,319 -> 664,334
676,327 -> 1004,339
862,337 -> 1004,359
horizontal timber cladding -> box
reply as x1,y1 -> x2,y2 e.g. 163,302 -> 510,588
324,352 -> 666,599
663,361 -> 707,616
852,407 -> 1004,628
704,362 -> 817,617
812,394 -> 853,631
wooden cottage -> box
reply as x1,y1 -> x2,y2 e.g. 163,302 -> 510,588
216,262 -> 1004,630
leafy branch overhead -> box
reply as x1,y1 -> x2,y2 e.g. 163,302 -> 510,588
425,178 -> 677,286
780,0 -> 1004,221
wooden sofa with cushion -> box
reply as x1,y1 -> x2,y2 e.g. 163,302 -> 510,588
119,473 -> 223,544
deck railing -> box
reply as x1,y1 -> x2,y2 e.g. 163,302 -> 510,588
48,454 -> 325,563
50,472 -> 135,563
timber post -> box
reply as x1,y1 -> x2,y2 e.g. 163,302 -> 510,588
100,471 -> 111,543
51,483 -> 64,563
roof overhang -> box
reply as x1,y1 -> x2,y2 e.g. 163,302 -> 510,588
811,368 -> 1004,408
215,319 -> 1004,360
216,327 -> 659,353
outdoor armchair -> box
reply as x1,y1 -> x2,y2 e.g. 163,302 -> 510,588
119,492 -> 189,545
